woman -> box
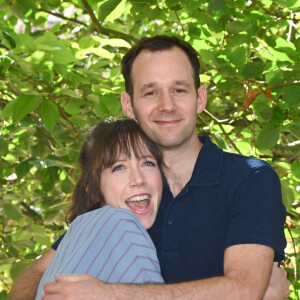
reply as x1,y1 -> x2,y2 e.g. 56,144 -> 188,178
35,119 -> 165,300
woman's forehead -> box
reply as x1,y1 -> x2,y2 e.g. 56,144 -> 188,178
115,145 -> 153,159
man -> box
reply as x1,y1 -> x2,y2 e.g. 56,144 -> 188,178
9,35 -> 289,300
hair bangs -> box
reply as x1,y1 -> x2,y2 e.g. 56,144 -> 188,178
101,129 -> 155,169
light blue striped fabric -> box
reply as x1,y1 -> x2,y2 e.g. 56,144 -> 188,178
35,206 -> 164,300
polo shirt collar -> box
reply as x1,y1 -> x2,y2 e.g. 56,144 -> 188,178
189,135 -> 223,186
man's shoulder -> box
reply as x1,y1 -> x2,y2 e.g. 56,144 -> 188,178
223,150 -> 273,171
220,151 -> 280,187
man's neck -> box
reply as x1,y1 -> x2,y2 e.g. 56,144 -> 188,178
161,135 -> 203,197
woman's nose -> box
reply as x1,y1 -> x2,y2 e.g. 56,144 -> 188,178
129,168 -> 145,187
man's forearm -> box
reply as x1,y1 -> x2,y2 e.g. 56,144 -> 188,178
45,274 -> 248,300
8,249 -> 55,300
112,276 -> 241,300
44,245 -> 284,300
8,267 -> 43,300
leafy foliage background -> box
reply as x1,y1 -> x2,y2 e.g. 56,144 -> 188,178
0,0 -> 299,298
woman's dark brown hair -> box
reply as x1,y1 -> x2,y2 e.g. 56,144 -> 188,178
66,119 -> 164,223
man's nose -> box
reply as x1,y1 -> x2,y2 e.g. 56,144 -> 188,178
158,91 -> 176,112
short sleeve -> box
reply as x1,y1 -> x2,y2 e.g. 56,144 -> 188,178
225,165 -> 286,262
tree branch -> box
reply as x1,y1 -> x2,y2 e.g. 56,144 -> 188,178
203,109 -> 242,154
80,0 -> 138,43
20,201 -> 42,220
37,9 -> 87,26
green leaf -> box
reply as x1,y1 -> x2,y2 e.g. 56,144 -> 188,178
12,95 -> 42,123
256,124 -> 280,149
15,159 -> 31,178
286,121 -> 300,139
90,47 -> 114,59
208,0 -> 226,17
2,31 -> 16,48
280,181 -> 294,211
0,55 -> 14,67
30,224 -> 51,245
40,99 -> 59,131
100,95 -> 122,115
291,162 -> 300,178
10,262 -> 28,281
240,62 -> 263,79
226,21 -> 253,34
228,46 -> 247,68
64,99 -> 83,115
106,0 -> 126,22
3,203 -> 22,221
271,106 -> 285,126
29,158 -> 75,169
101,38 -> 131,48
213,132 -> 230,150
0,99 -> 16,118
98,0 -> 122,22
0,138 -> 9,157
10,0 -> 36,19
61,178 -> 73,194
265,70 -> 283,85
282,85 -> 300,107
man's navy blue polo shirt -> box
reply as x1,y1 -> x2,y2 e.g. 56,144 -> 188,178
148,135 -> 286,284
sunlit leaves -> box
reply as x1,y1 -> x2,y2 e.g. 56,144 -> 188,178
0,138 -> 9,157
40,99 -> 60,131
256,124 -> 280,149
0,0 -> 299,296
3,203 -> 22,221
2,31 -> 16,48
98,0 -> 123,22
10,0 -> 36,20
1,95 -> 41,123
240,62 -> 264,79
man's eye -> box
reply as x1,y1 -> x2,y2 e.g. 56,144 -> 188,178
174,89 -> 185,94
145,91 -> 156,96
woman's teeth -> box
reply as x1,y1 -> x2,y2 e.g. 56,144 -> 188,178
127,195 -> 149,202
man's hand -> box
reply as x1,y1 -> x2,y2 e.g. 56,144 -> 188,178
263,262 -> 290,300
43,274 -> 112,300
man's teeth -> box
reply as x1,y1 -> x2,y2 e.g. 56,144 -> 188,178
127,195 -> 149,202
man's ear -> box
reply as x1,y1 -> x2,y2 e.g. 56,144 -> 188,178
121,91 -> 135,119
196,85 -> 207,114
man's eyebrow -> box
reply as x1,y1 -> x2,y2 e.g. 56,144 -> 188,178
173,80 -> 191,87
140,80 -> 191,92
140,82 -> 158,93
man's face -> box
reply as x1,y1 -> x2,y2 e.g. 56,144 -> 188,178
122,46 -> 207,150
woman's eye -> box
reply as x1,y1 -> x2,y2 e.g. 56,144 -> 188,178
144,160 -> 156,167
112,165 -> 124,172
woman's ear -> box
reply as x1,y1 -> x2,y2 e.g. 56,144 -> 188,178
121,91 -> 135,119
196,85 -> 207,114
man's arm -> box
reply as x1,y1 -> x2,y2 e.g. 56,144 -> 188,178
8,248 -> 55,300
44,243 -> 286,300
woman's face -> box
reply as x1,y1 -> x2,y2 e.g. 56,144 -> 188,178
100,151 -> 163,229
